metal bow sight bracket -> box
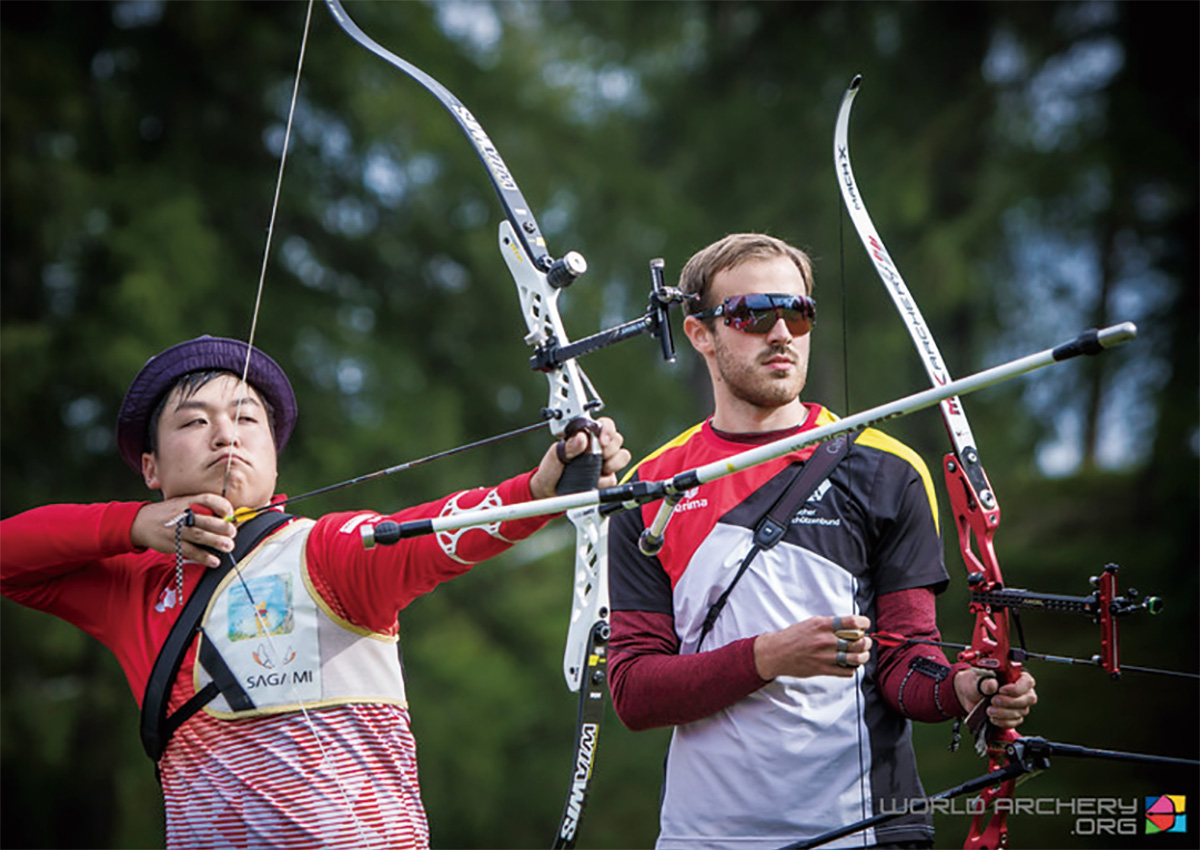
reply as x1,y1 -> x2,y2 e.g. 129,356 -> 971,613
528,256 -> 696,373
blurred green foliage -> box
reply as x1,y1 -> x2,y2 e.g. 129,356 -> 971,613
2,2 -> 1195,848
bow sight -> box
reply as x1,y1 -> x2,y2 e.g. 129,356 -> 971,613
968,563 -> 1179,680
530,256 -> 696,373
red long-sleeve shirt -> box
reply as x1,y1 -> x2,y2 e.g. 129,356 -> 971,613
1,473 -> 549,849
608,586 -> 971,730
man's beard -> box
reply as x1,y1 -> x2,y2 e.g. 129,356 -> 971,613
713,337 -> 807,410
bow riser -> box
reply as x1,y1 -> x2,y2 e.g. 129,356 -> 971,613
498,224 -> 608,685
945,456 -> 1012,679
562,505 -> 609,690
964,769 -> 1020,850
499,222 -> 604,439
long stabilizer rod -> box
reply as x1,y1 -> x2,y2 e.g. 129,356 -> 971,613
361,323 -> 1136,549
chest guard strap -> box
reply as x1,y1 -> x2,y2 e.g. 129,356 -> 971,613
140,511 -> 293,761
697,431 -> 860,651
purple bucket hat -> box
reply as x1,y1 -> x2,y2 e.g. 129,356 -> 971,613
116,335 -> 297,474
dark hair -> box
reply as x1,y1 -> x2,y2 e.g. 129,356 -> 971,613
680,233 -> 815,316
144,370 -> 277,455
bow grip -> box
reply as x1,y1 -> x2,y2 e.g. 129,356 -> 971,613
556,416 -> 603,496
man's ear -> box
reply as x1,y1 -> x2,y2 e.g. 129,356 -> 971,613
142,452 -> 162,491
683,315 -> 716,357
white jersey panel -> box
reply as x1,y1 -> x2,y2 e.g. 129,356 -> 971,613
660,523 -> 875,850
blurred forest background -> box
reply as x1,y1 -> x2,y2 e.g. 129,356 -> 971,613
2,1 -> 1196,848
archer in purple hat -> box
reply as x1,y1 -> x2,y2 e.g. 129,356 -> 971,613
114,335 -> 298,508
2,334 -> 630,849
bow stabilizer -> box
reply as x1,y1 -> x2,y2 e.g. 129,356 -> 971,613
363,326 -> 1137,565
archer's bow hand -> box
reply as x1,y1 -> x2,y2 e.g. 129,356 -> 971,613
529,416 -> 631,500
954,668 -> 1038,730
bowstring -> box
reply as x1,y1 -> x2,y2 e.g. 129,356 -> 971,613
838,122 -> 865,847
849,577 -> 869,846
223,0 -> 312,500
839,195 -> 851,417
216,3 -> 381,846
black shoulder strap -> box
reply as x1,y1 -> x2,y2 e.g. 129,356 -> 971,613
140,510 -> 293,761
696,431 -> 860,651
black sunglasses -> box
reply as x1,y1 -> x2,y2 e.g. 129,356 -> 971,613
693,293 -> 816,336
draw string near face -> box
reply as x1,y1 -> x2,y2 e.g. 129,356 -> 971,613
163,3 -> 384,846
221,0 -> 314,505
213,3 -> 380,844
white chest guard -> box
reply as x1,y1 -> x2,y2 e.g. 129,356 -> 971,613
194,518 -> 407,719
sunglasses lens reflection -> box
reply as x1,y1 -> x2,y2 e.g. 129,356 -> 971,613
725,294 -> 815,335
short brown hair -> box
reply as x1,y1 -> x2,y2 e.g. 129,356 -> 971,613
679,233 -> 814,314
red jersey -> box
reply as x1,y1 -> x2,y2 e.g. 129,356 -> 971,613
1,473 -> 549,849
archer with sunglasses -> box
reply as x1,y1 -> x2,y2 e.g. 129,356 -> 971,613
606,233 -> 1036,850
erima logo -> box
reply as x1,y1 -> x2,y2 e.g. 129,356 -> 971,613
809,479 -> 832,502
674,487 -> 708,513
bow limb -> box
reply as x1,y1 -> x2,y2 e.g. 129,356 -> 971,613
323,0 -> 607,691
834,75 -> 1018,850
323,2 -> 609,844
324,0 -> 548,268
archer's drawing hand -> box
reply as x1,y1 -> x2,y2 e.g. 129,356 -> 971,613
529,416 -> 630,500
754,615 -> 873,680
130,494 -> 237,569
954,668 -> 1038,729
